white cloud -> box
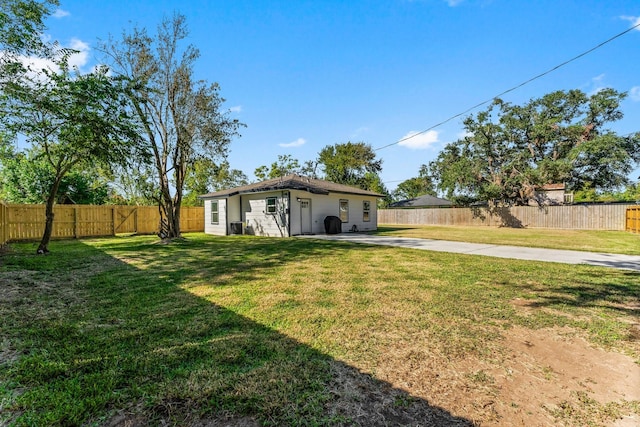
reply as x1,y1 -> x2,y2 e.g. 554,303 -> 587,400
350,126 -> 369,139
586,74 -> 606,96
398,130 -> 439,149
621,15 -> 640,29
457,130 -> 473,139
53,9 -> 70,18
229,105 -> 242,113
629,86 -> 640,102
279,138 -> 306,148
18,38 -> 92,78
67,38 -> 90,69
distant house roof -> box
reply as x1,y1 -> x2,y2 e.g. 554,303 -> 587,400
390,194 -> 453,208
539,183 -> 565,191
199,174 -> 384,199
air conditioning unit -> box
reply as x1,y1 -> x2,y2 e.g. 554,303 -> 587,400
229,222 -> 243,235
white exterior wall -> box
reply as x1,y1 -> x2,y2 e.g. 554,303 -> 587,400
203,190 -> 378,237
289,190 -> 377,235
203,198 -> 227,236
242,191 -> 290,237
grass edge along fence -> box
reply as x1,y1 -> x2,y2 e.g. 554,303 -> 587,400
379,203 -> 638,231
4,204 -> 204,242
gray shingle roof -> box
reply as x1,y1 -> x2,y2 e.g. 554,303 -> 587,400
390,194 -> 452,208
199,174 -> 384,198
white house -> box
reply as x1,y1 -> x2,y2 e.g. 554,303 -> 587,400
530,183 -> 574,206
199,174 -> 383,237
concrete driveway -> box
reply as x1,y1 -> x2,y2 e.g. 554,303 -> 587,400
298,234 -> 640,271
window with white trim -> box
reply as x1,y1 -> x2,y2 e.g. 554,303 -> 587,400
363,200 -> 371,222
339,199 -> 349,222
210,200 -> 219,224
266,197 -> 277,214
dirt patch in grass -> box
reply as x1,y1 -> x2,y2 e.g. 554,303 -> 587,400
373,325 -> 640,426
492,326 -> 639,426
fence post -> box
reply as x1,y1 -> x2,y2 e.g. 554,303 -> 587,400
0,202 -> 7,246
73,206 -> 78,239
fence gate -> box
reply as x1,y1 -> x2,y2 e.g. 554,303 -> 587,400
114,207 -> 138,234
626,206 -> 640,233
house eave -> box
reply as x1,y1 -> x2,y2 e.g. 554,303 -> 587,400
198,174 -> 384,199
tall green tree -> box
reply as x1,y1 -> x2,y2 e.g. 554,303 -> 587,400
101,13 -> 244,239
0,143 -> 110,204
254,154 -> 303,181
317,141 -> 383,191
184,159 -> 247,206
0,0 -> 57,57
0,59 -> 143,253
430,89 -> 640,206
392,164 -> 436,201
105,162 -> 158,206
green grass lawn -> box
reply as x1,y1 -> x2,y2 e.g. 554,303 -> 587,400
376,224 -> 640,255
1,233 -> 638,426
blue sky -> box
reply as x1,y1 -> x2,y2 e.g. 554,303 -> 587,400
43,0 -> 640,191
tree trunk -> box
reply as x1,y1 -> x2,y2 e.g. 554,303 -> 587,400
158,198 -> 181,239
37,175 -> 63,254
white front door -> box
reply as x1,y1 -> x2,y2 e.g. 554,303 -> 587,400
300,198 -> 312,234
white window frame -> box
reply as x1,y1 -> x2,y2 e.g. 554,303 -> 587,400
339,199 -> 349,223
266,197 -> 277,214
363,200 -> 371,222
210,200 -> 219,224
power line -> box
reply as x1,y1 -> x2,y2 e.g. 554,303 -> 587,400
374,21 -> 640,152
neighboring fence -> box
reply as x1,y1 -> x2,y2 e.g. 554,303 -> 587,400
627,206 -> 640,233
4,204 -> 204,242
0,202 -> 8,247
379,204 -> 634,230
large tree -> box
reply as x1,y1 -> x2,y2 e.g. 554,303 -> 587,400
183,159 -> 248,206
104,162 -> 158,206
0,58 -> 143,253
0,0 -> 57,66
254,154 -> 303,181
430,89 -> 640,206
101,14 -> 243,238
317,141 -> 383,191
392,164 -> 436,201
0,143 -> 110,204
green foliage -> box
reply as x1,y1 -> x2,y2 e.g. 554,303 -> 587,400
104,163 -> 158,205
430,89 -> 640,205
317,141 -> 383,191
254,154 -> 302,180
0,0 -> 57,56
183,159 -> 247,206
392,164 -> 436,201
573,181 -> 640,203
0,54 -> 144,251
0,147 -> 110,204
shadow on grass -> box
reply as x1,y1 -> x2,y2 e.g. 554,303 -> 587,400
0,235 -> 473,426
516,268 -> 640,317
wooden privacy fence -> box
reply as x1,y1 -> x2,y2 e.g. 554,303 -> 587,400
4,204 -> 204,242
627,206 -> 640,233
0,202 -> 8,247
379,204 -> 635,231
